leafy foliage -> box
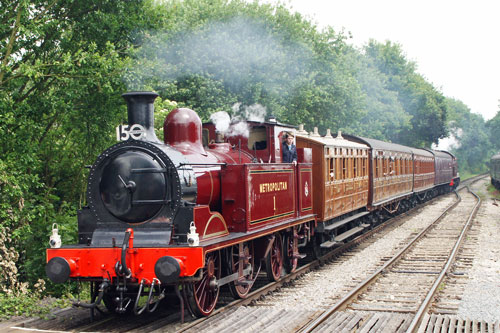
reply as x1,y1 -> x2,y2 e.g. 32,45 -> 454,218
486,108 -> 500,153
362,40 -> 448,147
444,98 -> 493,174
0,0 -> 164,292
125,0 -> 364,133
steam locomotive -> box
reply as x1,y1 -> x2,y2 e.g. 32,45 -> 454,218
46,91 -> 459,318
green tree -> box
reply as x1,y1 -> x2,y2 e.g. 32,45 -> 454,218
125,0 -> 365,133
345,46 -> 411,141
445,98 -> 492,174
486,106 -> 500,153
363,40 -> 447,147
0,0 -> 165,290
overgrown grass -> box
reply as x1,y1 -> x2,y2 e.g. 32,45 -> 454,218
460,171 -> 478,181
487,183 -> 500,199
0,294 -> 72,321
0,224 -> 79,322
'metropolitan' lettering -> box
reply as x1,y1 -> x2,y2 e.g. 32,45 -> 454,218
259,182 -> 288,193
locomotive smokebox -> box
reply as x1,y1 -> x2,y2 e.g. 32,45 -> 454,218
122,91 -> 159,142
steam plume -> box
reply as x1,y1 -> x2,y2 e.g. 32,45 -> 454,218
210,102 -> 267,138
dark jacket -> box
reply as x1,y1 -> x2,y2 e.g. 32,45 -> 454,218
282,142 -> 297,163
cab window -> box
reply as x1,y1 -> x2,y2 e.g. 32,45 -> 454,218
248,126 -> 267,150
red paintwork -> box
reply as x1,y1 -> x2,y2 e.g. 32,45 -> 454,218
221,164 -> 300,232
164,108 -> 206,155
296,149 -> 313,215
298,165 -> 313,214
193,205 -> 229,240
164,108 -> 253,209
46,246 -> 204,282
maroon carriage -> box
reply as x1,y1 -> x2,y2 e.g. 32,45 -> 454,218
427,149 -> 460,192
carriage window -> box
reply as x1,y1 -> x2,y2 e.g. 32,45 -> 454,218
350,157 -> 353,178
248,126 -> 267,150
353,158 -> 357,178
342,158 -> 347,179
336,158 -> 341,180
329,158 -> 335,181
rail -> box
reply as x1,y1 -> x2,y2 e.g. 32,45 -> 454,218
175,192 -> 456,333
406,185 -> 481,332
298,175 -> 485,333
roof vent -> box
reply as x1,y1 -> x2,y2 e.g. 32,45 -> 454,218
297,124 -> 308,135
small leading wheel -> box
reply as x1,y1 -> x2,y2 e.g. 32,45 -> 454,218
186,251 -> 221,317
228,242 -> 256,299
284,232 -> 298,273
265,233 -> 283,281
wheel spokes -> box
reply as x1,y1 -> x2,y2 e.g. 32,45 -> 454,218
188,251 -> 221,316
229,242 -> 255,298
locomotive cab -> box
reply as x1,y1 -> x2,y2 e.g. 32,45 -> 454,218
202,119 -> 299,163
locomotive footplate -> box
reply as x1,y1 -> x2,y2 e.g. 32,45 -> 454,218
199,213 -> 316,250
47,214 -> 315,286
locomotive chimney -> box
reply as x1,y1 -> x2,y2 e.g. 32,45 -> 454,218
122,91 -> 159,142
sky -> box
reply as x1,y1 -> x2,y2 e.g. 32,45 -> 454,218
263,0 -> 500,121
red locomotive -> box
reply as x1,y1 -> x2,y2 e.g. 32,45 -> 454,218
46,92 -> 315,317
46,91 -> 459,318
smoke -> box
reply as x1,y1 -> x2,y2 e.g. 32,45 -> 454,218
227,121 -> 249,138
210,111 -> 231,133
209,102 -> 267,138
231,102 -> 267,122
432,128 -> 463,150
126,16 -> 313,95
211,110 -> 250,138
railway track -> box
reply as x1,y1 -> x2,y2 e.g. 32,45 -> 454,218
170,177 -> 490,333
173,193 -> 461,332
171,203 -> 425,332
299,186 -> 482,332
4,176 -> 487,332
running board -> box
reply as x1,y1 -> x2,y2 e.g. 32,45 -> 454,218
324,211 -> 370,231
320,240 -> 340,248
334,226 -> 364,242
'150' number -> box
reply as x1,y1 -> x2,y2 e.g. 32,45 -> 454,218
116,124 -> 146,141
